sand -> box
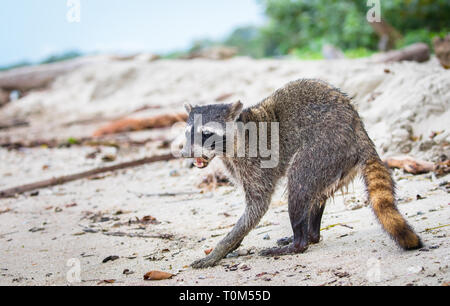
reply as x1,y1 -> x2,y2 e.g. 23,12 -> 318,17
0,56 -> 449,286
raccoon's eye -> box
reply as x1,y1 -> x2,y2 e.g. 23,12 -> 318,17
202,131 -> 214,137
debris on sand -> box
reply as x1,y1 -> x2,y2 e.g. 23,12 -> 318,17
97,279 -> 116,285
197,170 -> 231,190
384,156 -> 435,174
92,113 -> 187,137
102,255 -> 119,263
204,248 -> 213,255
143,270 -> 174,281
0,208 -> 12,215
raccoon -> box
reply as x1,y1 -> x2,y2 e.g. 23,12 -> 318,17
181,79 -> 422,269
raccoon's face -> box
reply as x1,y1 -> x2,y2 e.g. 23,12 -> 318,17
181,101 -> 243,168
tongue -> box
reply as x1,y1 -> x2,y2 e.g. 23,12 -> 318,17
195,158 -> 205,168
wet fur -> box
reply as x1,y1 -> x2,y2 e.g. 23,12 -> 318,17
188,79 -> 422,268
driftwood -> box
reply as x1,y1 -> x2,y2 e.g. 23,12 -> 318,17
62,105 -> 161,127
433,35 -> 450,69
182,46 -> 237,60
377,43 -> 430,63
0,135 -> 165,150
93,113 -> 187,137
0,88 -> 9,107
0,153 -> 177,199
0,120 -> 29,130
384,156 -> 435,174
0,57 -> 100,91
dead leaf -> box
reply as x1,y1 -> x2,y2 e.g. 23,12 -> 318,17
0,208 -> 11,214
97,279 -> 115,285
123,269 -> 134,275
435,160 -> 450,177
384,156 -> 435,174
143,270 -> 174,281
430,130 -> 444,139
102,255 -> 119,263
256,272 -> 268,278
198,170 -> 231,190
101,154 -> 116,162
204,248 -> 213,255
215,93 -> 234,102
93,113 -> 187,137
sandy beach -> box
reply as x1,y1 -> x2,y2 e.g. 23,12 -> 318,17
0,56 -> 449,286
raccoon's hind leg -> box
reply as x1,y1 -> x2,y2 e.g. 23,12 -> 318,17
308,198 -> 326,244
260,137 -> 359,257
260,168 -> 316,256
276,198 -> 325,246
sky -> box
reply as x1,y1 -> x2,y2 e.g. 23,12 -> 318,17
0,0 -> 265,66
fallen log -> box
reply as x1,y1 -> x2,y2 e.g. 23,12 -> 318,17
0,88 -> 9,107
62,105 -> 162,127
0,56 -> 102,91
377,43 -> 430,63
0,119 -> 29,130
383,156 -> 435,174
93,113 -> 187,137
182,46 -> 237,60
0,153 -> 177,199
0,135 -> 164,150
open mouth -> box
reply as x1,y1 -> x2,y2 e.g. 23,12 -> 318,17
193,157 -> 210,169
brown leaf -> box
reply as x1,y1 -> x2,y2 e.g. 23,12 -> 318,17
215,93 -> 234,102
143,270 -> 174,281
204,248 -> 213,255
0,208 -> 11,214
435,160 -> 450,177
97,279 -> 116,285
93,113 -> 187,137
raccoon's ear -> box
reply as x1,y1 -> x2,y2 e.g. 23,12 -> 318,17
227,101 -> 243,121
184,103 -> 193,114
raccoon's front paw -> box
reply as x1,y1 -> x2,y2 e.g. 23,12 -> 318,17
259,244 -> 308,257
191,255 -> 220,269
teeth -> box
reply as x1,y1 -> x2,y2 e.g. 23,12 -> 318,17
194,158 -> 207,168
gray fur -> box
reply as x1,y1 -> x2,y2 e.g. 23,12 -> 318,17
183,79 -> 407,269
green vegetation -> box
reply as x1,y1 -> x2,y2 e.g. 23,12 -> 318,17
0,61 -> 31,71
40,50 -> 82,64
209,0 -> 450,59
2,0 -> 449,68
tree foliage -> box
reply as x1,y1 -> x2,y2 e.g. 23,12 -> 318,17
225,0 -> 450,57
258,0 -> 450,55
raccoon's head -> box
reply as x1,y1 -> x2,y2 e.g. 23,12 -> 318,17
181,101 -> 243,168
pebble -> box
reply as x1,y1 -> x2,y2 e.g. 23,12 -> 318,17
237,249 -> 249,256
169,170 -> 180,177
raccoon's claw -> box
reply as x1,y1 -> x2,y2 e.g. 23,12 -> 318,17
191,255 -> 220,269
276,236 -> 293,246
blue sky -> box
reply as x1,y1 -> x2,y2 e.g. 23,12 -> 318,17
0,0 -> 264,66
